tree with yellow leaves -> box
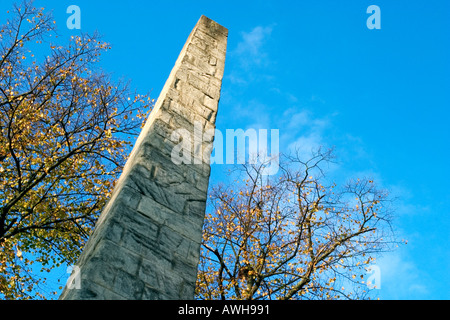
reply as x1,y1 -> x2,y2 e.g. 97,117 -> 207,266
197,149 -> 402,300
0,1 -> 152,299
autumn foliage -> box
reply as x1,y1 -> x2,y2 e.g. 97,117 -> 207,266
197,150 -> 400,300
0,2 -> 152,299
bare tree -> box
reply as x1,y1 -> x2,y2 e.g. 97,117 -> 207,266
196,149 -> 401,300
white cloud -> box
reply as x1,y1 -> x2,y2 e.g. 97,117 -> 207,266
225,24 -> 274,86
233,25 -> 273,69
311,94 -> 326,104
376,250 -> 431,299
279,108 -> 333,157
284,109 -> 310,129
288,133 -> 323,156
227,73 -> 248,85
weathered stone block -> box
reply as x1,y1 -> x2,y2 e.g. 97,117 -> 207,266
113,269 -> 145,299
80,257 -> 117,290
184,199 -> 208,223
157,226 -> 200,267
91,240 -> 142,276
117,207 -> 160,242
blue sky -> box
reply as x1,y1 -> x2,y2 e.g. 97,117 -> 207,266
1,0 -> 449,299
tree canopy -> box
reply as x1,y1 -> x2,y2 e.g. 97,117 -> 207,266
196,150 -> 402,300
0,1 -> 152,299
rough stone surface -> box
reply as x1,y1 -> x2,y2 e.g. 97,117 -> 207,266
59,15 -> 227,300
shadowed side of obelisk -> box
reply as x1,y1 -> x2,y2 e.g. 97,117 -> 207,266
59,15 -> 227,300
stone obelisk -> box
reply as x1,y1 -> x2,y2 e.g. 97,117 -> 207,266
60,16 -> 227,300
